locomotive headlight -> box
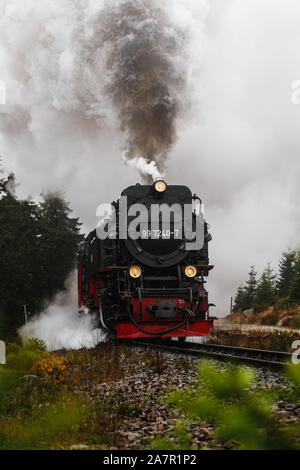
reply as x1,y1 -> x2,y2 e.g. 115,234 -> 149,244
154,179 -> 167,193
185,265 -> 197,278
129,266 -> 142,279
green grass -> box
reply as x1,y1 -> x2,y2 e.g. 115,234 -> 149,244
0,340 -> 129,450
2,339 -> 299,450
150,361 -> 300,450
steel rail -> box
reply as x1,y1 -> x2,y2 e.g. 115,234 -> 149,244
133,339 -> 293,368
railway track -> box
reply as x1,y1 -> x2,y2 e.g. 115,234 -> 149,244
134,339 -> 293,368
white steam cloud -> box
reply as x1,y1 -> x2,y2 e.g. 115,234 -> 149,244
19,272 -> 104,350
122,151 -> 164,182
1,0 -> 300,322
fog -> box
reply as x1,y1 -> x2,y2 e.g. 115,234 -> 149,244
1,0 -> 300,317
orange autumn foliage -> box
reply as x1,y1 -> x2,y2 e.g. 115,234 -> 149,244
31,355 -> 70,384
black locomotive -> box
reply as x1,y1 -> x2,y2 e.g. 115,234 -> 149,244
78,180 -> 214,339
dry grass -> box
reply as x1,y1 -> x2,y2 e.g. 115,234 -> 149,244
0,341 -> 183,449
228,305 -> 300,328
210,327 -> 300,352
139,350 -> 168,375
0,341 -> 137,449
61,342 -> 125,387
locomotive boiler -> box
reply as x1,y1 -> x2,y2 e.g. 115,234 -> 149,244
78,180 -> 214,339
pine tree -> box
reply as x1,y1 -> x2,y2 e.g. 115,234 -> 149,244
0,174 -> 38,337
0,172 -> 83,340
233,285 -> 248,312
276,250 -> 297,298
36,193 -> 83,299
243,265 -> 257,309
288,252 -> 300,304
255,264 -> 277,308
233,266 -> 257,313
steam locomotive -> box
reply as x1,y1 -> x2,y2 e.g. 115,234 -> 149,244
78,180 -> 214,339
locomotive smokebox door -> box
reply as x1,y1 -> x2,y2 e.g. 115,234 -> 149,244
147,300 -> 178,318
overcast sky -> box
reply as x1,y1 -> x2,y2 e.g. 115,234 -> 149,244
1,0 -> 300,315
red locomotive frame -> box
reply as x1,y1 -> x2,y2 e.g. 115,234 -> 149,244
78,261 -> 214,339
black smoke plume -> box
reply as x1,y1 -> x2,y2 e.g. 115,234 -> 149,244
95,0 -> 186,181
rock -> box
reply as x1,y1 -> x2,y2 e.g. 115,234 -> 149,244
224,440 -> 235,450
129,423 -> 140,431
73,343 -> 299,452
127,432 -> 140,442
201,428 -> 214,440
243,309 -> 254,318
70,444 -> 89,450
277,410 -> 289,419
284,405 -> 294,411
277,316 -> 294,327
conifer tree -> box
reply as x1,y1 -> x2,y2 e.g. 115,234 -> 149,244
276,250 -> 297,298
0,170 -> 83,339
36,193 -> 82,299
0,174 -> 38,337
243,265 -> 257,309
288,252 -> 300,304
233,266 -> 257,313
233,285 -> 248,312
255,264 -> 277,308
